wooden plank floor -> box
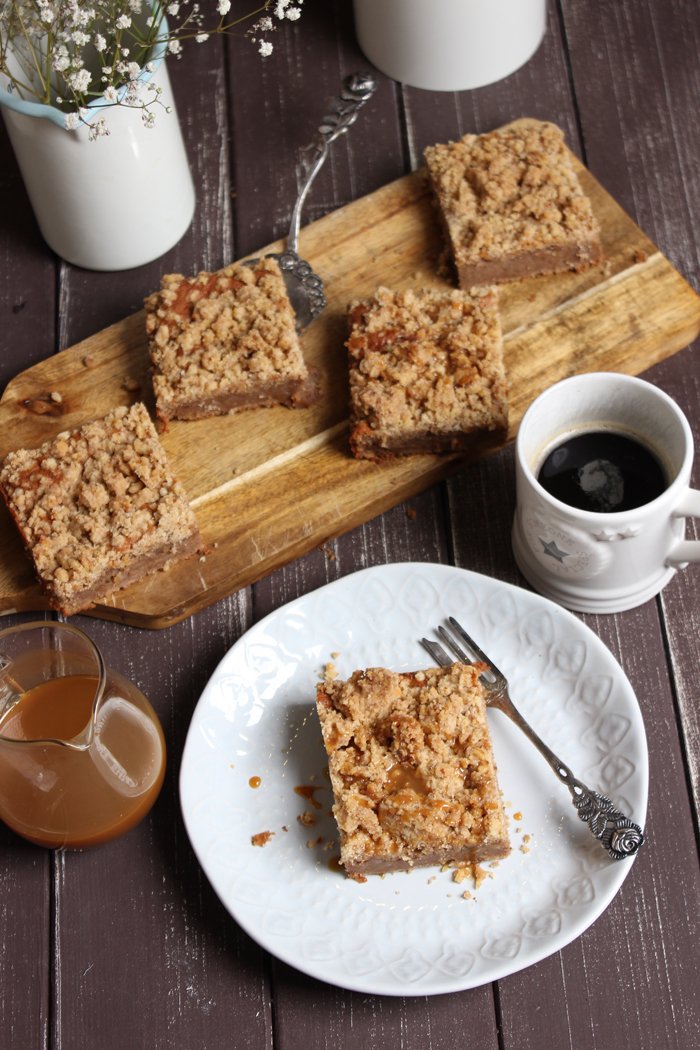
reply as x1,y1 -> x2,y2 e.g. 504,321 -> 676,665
1,2 -> 699,1047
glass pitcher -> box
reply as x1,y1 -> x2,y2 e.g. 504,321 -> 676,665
0,621 -> 166,848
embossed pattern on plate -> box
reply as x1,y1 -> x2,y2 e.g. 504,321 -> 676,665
179,564 -> 648,996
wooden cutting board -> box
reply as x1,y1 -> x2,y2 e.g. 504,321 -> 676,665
1,119 -> 699,628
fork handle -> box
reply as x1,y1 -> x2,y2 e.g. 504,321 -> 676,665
287,72 -> 378,254
494,694 -> 645,860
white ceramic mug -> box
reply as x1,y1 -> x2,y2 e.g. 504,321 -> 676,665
352,0 -> 547,92
1,62 -> 195,271
512,373 -> 700,613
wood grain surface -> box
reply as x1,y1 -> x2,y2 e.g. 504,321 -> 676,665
1,2 -> 699,1049
1,126 -> 698,626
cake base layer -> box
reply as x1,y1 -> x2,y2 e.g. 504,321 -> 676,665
350,424 -> 508,460
455,239 -> 604,289
343,839 -> 511,876
156,374 -> 320,422
53,532 -> 203,616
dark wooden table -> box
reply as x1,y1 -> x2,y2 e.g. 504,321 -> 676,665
2,2 -> 699,1047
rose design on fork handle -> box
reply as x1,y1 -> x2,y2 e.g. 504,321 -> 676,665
558,768 -> 645,860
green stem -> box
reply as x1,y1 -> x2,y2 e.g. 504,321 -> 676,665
13,3 -> 51,103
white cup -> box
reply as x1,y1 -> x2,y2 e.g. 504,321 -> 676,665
352,0 -> 547,92
512,373 -> 700,613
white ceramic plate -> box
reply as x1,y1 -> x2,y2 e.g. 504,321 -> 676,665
180,563 -> 648,996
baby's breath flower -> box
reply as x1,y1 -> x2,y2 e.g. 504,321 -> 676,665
1,0 -> 305,130
88,117 -> 109,140
68,68 -> 92,93
73,7 -> 94,28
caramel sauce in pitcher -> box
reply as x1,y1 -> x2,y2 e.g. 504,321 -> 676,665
0,674 -> 166,848
2,674 -> 96,741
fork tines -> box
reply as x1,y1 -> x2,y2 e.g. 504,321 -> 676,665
421,617 -> 504,686
420,636 -> 452,667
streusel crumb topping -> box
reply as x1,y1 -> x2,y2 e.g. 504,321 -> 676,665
424,121 -> 599,264
0,402 -> 201,613
145,256 -> 309,416
316,665 -> 509,872
346,286 -> 508,444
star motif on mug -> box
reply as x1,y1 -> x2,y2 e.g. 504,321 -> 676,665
540,538 -> 570,562
593,526 -> 641,542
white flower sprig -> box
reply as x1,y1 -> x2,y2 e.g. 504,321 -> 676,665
0,1 -> 305,135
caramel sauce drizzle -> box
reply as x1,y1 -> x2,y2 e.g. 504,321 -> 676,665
294,784 -> 323,810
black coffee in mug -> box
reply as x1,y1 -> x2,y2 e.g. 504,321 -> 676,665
537,429 -> 667,512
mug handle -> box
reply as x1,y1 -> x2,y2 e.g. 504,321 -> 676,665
668,488 -> 700,566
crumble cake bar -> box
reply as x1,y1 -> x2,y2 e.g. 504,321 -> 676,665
0,402 -> 202,615
424,120 -> 602,287
346,285 -> 509,459
145,256 -> 319,422
315,664 -> 510,876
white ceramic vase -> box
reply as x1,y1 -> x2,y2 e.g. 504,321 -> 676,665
0,53 -> 195,271
353,0 -> 547,92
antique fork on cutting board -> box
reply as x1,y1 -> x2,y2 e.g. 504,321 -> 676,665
247,71 -> 377,329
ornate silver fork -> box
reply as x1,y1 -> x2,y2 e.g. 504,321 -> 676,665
421,617 -> 645,861
246,71 -> 377,329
